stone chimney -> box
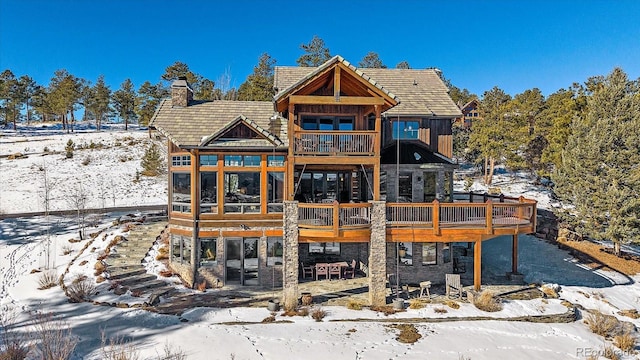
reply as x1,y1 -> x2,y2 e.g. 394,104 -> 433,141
268,113 -> 282,137
171,77 -> 193,107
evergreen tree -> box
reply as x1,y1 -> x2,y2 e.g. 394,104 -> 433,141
65,139 -> 75,158
195,78 -> 215,101
112,78 -> 136,130
48,69 -> 83,132
237,53 -> 276,101
553,68 -> 640,255
296,35 -> 331,67
85,75 -> 111,131
467,86 -> 512,184
136,81 -> 168,126
537,88 -> 577,174
0,70 -> 20,129
18,75 -> 38,125
358,52 -> 387,68
161,61 -> 214,101
395,61 -> 411,69
509,88 -> 545,171
140,142 -> 163,176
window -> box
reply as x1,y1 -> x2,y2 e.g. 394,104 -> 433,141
268,155 -> 284,167
172,172 -> 191,212
171,155 -> 191,166
199,155 -> 218,166
267,237 -> 283,266
398,172 -> 412,201
442,243 -> 451,263
301,116 -> 354,130
268,172 -> 284,213
200,238 -> 217,265
309,242 -> 340,255
392,121 -> 419,139
224,172 -> 261,213
171,235 -> 191,265
399,242 -> 413,265
224,155 -> 260,167
422,243 -> 437,265
200,172 -> 217,214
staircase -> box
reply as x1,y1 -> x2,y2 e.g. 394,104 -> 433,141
105,222 -> 175,300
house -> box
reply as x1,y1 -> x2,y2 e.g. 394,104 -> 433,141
150,56 -> 536,308
455,98 -> 480,129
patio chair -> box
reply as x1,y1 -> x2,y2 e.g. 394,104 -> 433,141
388,274 -> 409,298
328,263 -> 341,280
315,263 -> 329,281
300,261 -> 314,279
446,273 -> 462,299
343,259 -> 357,279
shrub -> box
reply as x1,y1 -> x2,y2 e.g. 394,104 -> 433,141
196,280 -> 207,292
390,323 -> 422,344
472,291 -> 503,312
311,308 -> 327,322
66,277 -> 96,302
613,332 -> 636,351
602,344 -> 620,360
346,300 -> 363,310
445,299 -> 460,310
81,155 -> 91,166
408,298 -> 426,309
584,311 -> 619,337
370,305 -> 397,316
297,307 -> 310,317
38,270 -> 58,290
261,315 -> 276,323
130,290 -> 143,297
100,332 -> 141,360
32,312 -> 77,360
140,143 -> 163,176
65,139 -> 74,159
96,276 -> 106,283
156,247 -> 169,261
0,311 -> 30,360
61,245 -> 73,255
434,307 -> 448,314
159,270 -> 174,277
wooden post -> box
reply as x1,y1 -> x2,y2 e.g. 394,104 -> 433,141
333,201 -> 340,236
485,200 -> 493,234
512,234 -> 518,274
474,240 -> 482,291
373,163 -> 380,201
433,199 -> 440,235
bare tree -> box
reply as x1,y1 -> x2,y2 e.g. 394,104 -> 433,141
65,180 -> 88,239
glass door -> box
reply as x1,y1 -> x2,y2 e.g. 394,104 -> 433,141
225,238 -> 241,284
243,238 -> 259,286
225,237 -> 259,286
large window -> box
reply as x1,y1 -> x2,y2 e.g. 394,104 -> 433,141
171,155 -> 191,166
301,115 -> 354,130
309,242 -> 340,255
398,172 -> 412,202
171,235 -> 191,265
267,237 -> 283,266
200,154 -> 218,166
224,155 -> 260,167
200,172 -> 217,214
199,238 -> 217,266
268,155 -> 284,167
399,242 -> 413,265
422,243 -> 437,265
392,121 -> 419,139
268,172 -> 284,213
172,172 -> 191,212
224,172 -> 260,213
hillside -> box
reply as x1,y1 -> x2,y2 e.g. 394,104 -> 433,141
0,123 -> 167,214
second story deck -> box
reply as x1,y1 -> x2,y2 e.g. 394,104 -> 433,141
297,193 -> 537,242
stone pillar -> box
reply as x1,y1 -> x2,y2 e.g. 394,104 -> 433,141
282,201 -> 299,310
368,201 -> 387,306
435,171 -> 445,201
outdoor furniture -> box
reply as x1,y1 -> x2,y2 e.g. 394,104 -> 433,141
315,263 -> 329,280
388,274 -> 409,298
300,261 -> 314,279
328,263 -> 342,280
419,281 -> 432,299
446,273 -> 462,298
343,259 -> 357,279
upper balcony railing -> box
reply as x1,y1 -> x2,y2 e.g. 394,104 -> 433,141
293,130 -> 376,156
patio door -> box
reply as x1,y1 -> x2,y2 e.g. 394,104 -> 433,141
296,171 -> 353,203
225,238 -> 259,285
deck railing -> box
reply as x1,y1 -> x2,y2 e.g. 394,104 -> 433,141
293,130 -> 376,155
387,194 -> 536,233
298,202 -> 372,235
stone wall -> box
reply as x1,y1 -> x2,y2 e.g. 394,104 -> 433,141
385,242 -> 453,285
169,261 -> 194,287
259,236 -> 283,289
368,201 -> 387,306
535,208 -> 559,242
282,201 -> 299,310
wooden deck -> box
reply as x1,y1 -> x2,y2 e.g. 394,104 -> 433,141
298,194 -> 537,242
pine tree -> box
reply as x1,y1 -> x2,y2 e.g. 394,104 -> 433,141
85,75 -> 111,131
112,79 -> 136,130
48,69 -> 83,132
358,52 -> 387,68
136,81 -> 168,126
553,68 -> 640,255
65,139 -> 75,159
296,35 -> 331,67
537,88 -> 578,174
395,61 -> 411,69
140,143 -> 163,176
237,53 -> 276,101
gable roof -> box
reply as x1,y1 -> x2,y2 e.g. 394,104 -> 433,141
275,65 -> 461,118
150,99 -> 287,149
200,115 -> 284,147
274,55 -> 399,106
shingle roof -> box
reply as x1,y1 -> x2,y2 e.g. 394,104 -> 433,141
274,55 -> 399,104
150,99 -> 287,149
275,65 -> 462,118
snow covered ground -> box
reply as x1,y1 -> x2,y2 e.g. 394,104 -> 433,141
1,125 -> 639,359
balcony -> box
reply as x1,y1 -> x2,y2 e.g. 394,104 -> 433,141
296,194 -> 537,241
293,130 -> 376,156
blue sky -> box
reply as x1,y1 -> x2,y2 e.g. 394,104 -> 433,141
1,0 -> 639,98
